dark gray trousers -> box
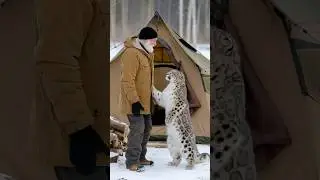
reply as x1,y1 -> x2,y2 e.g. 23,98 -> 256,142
125,114 -> 152,167
54,166 -> 108,180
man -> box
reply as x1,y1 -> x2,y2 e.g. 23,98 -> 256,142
119,27 -> 158,172
33,0 -> 110,179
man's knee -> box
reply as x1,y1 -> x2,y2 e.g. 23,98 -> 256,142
145,123 -> 152,133
128,115 -> 145,135
144,115 -> 152,132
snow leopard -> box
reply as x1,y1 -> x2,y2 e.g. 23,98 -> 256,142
210,26 -> 256,179
152,69 -> 209,170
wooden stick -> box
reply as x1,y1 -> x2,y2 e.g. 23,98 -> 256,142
110,116 -> 129,133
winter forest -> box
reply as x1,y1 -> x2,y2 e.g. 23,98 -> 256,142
110,0 -> 210,50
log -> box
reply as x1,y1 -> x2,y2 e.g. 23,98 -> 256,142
112,130 -> 125,139
110,116 -> 129,144
109,116 -> 130,155
110,116 -> 128,133
110,132 -> 120,148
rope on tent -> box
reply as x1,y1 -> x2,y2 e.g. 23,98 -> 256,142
268,0 -> 320,44
290,22 -> 320,44
272,3 -> 320,104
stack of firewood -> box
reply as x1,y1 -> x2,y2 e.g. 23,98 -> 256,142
110,116 -> 130,162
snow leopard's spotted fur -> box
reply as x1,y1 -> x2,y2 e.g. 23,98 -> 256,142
211,26 -> 256,179
152,69 -> 209,169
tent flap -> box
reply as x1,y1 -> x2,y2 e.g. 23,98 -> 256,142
273,2 -> 320,103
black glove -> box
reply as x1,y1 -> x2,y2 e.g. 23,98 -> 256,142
69,125 -> 107,176
132,101 -> 144,116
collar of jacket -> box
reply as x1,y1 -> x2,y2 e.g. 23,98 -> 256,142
131,37 -> 154,61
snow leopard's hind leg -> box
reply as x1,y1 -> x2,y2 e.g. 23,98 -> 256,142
167,134 -> 182,167
174,108 -> 197,170
181,136 -> 196,170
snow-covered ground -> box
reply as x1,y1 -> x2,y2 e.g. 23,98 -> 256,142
195,44 -> 210,60
110,42 -> 210,61
110,144 -> 210,180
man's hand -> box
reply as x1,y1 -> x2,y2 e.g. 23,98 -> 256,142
131,101 -> 144,116
69,125 -> 107,176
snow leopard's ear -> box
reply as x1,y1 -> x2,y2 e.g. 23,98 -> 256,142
165,74 -> 171,81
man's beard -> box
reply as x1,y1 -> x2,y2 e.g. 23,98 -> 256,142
139,40 -> 154,53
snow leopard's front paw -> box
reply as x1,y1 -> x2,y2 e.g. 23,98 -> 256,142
151,86 -> 156,98
152,86 -> 163,107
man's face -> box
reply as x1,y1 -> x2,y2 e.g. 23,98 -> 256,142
147,38 -> 157,47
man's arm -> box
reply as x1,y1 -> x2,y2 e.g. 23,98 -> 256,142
120,49 -> 140,104
34,0 -> 94,134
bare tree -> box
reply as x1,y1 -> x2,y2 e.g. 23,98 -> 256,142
186,0 -> 192,42
168,0 -> 172,25
140,0 -> 145,25
121,0 -> 129,40
179,0 -> 184,37
205,0 -> 210,40
148,0 -> 154,19
197,1 -> 201,43
192,0 -> 197,46
111,0 -> 209,45
111,0 -> 116,42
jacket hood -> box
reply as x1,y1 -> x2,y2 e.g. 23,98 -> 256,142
124,36 -> 151,55
123,36 -> 137,48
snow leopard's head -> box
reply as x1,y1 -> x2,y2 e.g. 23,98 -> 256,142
165,69 -> 185,84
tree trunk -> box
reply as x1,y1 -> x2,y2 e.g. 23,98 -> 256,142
197,0 -> 201,43
121,0 -> 128,40
179,0 -> 183,37
186,0 -> 192,42
111,0 -> 116,42
192,0 -> 197,46
205,0 -> 209,40
168,0 -> 172,25
140,0 -> 144,25
148,0 -> 155,19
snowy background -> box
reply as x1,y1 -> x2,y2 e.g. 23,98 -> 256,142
110,0 -> 210,61
110,144 -> 210,180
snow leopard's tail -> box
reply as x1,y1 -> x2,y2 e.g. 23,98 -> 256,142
195,152 -> 210,163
